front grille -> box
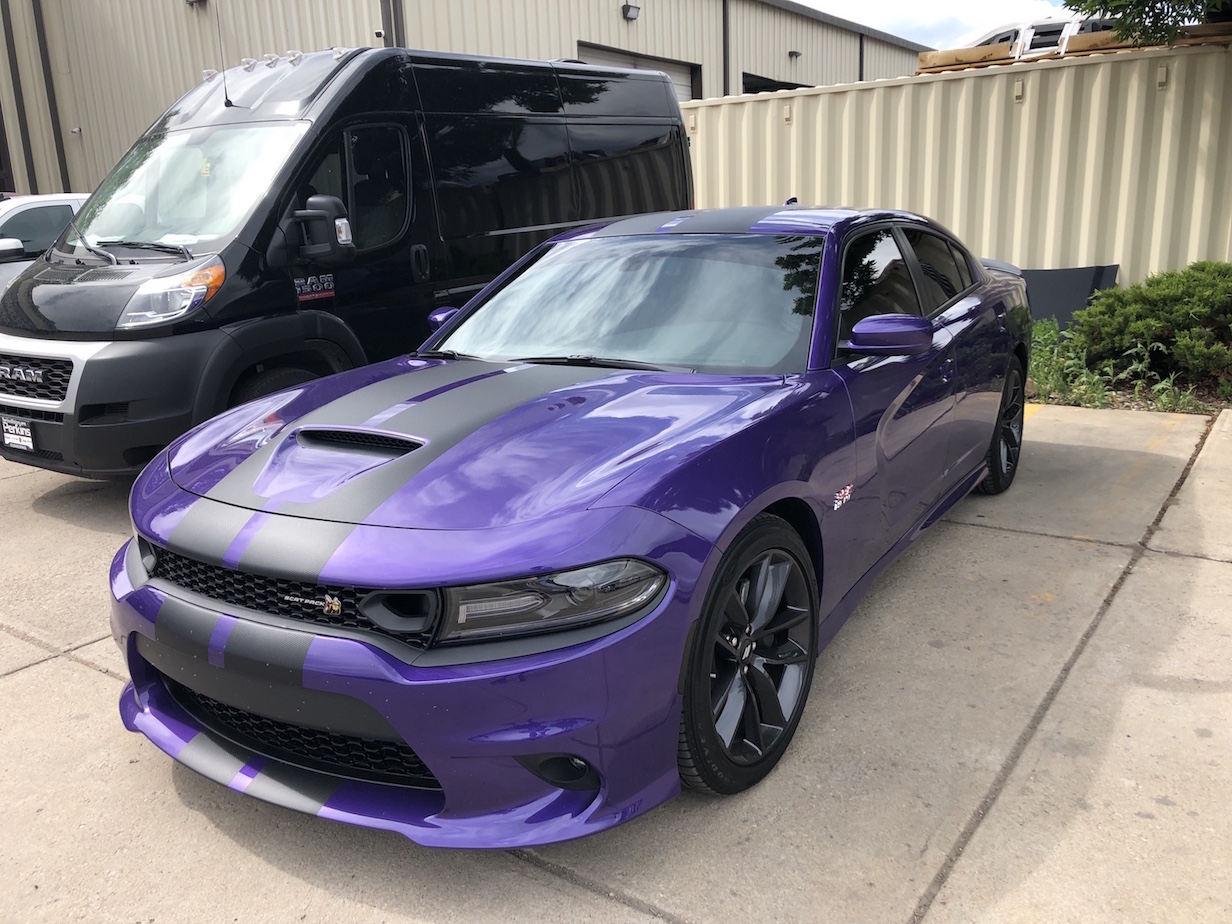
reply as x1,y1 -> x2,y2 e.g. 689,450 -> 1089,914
0,353 -> 72,401
164,678 -> 441,788
151,549 -> 435,646
0,403 -> 63,423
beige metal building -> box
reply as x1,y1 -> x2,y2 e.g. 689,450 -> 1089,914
0,0 -> 925,195
680,42 -> 1232,284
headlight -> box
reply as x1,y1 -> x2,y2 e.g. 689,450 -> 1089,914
436,559 -> 666,644
116,257 -> 225,329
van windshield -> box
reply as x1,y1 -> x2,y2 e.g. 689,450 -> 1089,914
60,122 -> 308,258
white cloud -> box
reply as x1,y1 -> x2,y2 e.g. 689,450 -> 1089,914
793,0 -> 1071,49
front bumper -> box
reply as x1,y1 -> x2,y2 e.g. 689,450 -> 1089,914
0,329 -> 229,477
110,533 -> 701,848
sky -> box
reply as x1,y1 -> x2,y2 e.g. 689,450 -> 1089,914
794,0 -> 1073,49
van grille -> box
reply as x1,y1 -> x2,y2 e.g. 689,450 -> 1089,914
164,677 -> 441,789
0,353 -> 72,401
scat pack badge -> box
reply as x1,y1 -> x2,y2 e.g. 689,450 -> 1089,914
833,483 -> 854,511
295,273 -> 335,302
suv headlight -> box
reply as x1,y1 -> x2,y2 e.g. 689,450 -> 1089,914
436,559 -> 666,644
117,257 -> 225,329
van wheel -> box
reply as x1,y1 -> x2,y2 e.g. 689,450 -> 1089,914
230,367 -> 316,407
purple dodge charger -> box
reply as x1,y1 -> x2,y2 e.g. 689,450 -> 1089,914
111,207 -> 1031,847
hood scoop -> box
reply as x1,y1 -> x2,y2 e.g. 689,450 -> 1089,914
248,428 -> 422,505
295,428 -> 422,457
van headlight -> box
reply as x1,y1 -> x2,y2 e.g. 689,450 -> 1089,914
436,559 -> 667,644
117,257 -> 225,329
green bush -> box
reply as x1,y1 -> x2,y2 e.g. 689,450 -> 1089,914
1070,261 -> 1232,388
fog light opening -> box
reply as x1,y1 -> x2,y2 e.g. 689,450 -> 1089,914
515,753 -> 601,792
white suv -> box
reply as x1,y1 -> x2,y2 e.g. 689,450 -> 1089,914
0,193 -> 89,292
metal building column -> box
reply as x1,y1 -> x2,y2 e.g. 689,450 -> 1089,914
0,0 -> 38,193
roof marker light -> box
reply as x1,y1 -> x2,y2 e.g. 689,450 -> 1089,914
332,46 -> 350,60
286,50 -> 303,66
240,57 -> 258,71
202,68 -> 219,82
263,53 -> 279,68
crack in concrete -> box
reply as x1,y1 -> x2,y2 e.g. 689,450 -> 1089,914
944,518 -> 1140,550
0,624 -> 121,680
908,414 -> 1217,923
508,848 -> 695,924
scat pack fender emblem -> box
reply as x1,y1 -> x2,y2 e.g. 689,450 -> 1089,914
833,483 -> 853,511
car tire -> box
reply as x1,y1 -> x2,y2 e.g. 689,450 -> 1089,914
976,357 -> 1026,495
678,513 -> 819,795
230,366 -> 317,407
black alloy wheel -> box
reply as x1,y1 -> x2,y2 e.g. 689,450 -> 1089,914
679,514 -> 819,795
977,358 -> 1026,495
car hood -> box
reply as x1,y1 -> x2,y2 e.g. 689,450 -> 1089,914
167,357 -> 787,530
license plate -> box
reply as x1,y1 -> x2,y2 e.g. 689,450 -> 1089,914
1,415 -> 34,452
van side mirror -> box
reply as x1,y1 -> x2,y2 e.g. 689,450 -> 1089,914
427,306 -> 459,332
0,238 -> 25,263
293,195 -> 356,266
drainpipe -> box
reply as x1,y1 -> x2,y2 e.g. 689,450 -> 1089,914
0,0 -> 38,193
722,0 -> 730,96
859,34 -> 865,81
31,0 -> 70,191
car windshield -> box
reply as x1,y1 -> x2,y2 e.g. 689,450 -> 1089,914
59,122 -> 308,258
439,234 -> 825,374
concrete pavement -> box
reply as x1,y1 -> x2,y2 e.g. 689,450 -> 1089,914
0,406 -> 1228,923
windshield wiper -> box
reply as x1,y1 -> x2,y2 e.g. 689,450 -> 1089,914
509,355 -> 694,373
414,349 -> 485,360
106,240 -> 194,260
63,213 -> 117,266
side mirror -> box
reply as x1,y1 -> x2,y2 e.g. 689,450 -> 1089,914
427,306 -> 459,332
0,238 -> 26,262
293,194 -> 356,266
846,314 -> 934,356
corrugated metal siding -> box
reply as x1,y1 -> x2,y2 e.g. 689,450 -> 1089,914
730,0 -> 860,88
18,0 -> 382,191
862,36 -> 921,81
398,0 -> 722,95
1,0 -> 57,192
682,45 -> 1232,283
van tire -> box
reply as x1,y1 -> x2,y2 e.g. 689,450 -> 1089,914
230,366 -> 317,407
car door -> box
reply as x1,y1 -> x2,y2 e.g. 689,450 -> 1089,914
900,228 -> 1012,483
832,226 -> 957,576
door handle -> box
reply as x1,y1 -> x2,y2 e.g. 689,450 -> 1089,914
410,244 -> 430,284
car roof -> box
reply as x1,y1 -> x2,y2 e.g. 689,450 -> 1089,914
0,193 -> 87,216
580,206 -> 935,239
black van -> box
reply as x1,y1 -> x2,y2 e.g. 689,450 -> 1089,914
0,47 -> 692,477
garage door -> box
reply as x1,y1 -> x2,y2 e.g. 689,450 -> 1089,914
576,44 -> 696,101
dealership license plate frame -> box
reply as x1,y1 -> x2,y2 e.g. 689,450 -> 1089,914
1,415 -> 35,452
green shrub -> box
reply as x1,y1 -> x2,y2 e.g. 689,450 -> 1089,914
1070,261 -> 1232,387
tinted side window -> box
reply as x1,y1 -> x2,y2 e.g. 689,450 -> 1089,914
0,205 -> 73,255
838,229 -> 921,342
949,241 -> 974,290
558,72 -> 672,117
349,127 -> 408,250
302,128 -> 408,252
570,123 -> 681,220
427,117 -> 573,238
902,228 -> 964,311
415,61 -> 561,115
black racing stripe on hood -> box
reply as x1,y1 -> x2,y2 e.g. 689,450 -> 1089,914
206,362 -> 611,526
192,359 -> 498,505
236,517 -> 358,584
166,498 -> 256,566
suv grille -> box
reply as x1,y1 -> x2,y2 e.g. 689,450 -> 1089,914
0,353 -> 72,401
151,549 -> 435,646
165,678 -> 441,789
